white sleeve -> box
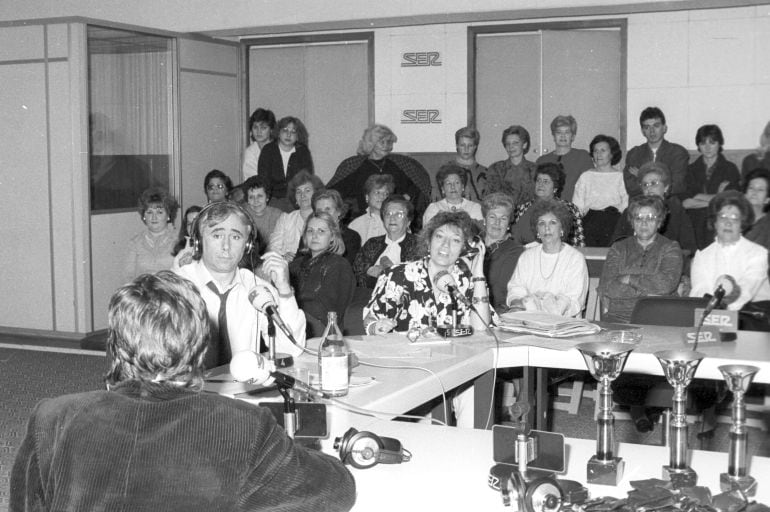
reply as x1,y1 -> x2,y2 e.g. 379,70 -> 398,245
268,213 -> 288,253
506,251 -> 532,305
730,244 -> 769,310
572,175 -> 588,215
561,250 -> 589,317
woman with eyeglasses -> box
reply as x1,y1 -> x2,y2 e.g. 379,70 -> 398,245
689,191 -> 770,329
682,124 -> 741,249
510,162 -> 584,247
203,169 -> 232,203
352,195 -> 421,290
611,162 -> 697,255
600,194 -> 683,323
422,163 -> 483,227
258,116 -> 314,213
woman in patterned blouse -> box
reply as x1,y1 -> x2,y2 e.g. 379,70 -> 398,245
363,211 -> 490,334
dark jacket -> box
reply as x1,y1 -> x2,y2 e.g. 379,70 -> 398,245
258,141 -> 314,201
10,380 -> 355,512
352,233 -> 421,289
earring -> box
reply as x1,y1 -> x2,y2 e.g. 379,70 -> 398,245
142,216 -> 146,222
167,217 -> 171,222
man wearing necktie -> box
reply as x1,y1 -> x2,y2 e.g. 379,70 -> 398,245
175,201 -> 306,368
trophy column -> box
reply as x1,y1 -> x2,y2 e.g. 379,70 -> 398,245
719,364 -> 759,496
576,342 -> 634,486
654,349 -> 705,488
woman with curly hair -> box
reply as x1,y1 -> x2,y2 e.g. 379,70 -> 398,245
124,187 -> 179,280
258,115 -> 314,212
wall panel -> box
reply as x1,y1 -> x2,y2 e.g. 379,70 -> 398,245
0,63 -> 53,329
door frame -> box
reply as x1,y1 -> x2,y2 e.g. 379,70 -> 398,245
467,19 -> 628,149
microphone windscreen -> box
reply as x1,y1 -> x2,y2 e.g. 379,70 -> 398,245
229,350 -> 271,384
433,270 -> 455,294
248,286 -> 276,313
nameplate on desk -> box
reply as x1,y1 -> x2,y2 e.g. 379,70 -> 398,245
693,308 -> 738,333
682,327 -> 721,345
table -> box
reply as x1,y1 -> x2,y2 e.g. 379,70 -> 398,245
345,418 -> 770,511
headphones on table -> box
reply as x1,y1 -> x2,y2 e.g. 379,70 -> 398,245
189,201 -> 256,259
334,428 -> 411,469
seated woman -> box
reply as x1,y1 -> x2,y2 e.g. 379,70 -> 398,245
599,195 -> 684,323
172,205 -> 202,258
348,173 -> 394,244
289,212 -> 356,337
744,168 -> 770,249
573,135 -> 628,247
352,195 -> 421,289
204,169 -> 232,204
310,188 -> 361,265
241,107 -> 276,181
611,161 -> 697,256
486,125 -> 537,206
328,124 -> 431,227
682,124 -> 741,249
268,170 -> 325,262
481,192 -> 525,311
449,126 -> 487,201
506,199 -> 588,317
511,162 -> 584,247
423,163 -> 483,226
241,176 -> 283,246
124,187 -> 179,281
690,190 -> 770,330
258,116 -> 314,212
363,210 -> 490,334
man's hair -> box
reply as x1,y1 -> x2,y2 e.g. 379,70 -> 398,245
105,271 -> 210,389
639,107 -> 666,126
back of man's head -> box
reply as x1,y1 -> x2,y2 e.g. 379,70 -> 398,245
106,271 -> 210,388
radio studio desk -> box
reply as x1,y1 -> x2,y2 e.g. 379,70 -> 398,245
206,327 -> 770,511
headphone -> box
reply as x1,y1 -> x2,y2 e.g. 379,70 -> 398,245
190,201 -> 256,259
334,428 -> 411,469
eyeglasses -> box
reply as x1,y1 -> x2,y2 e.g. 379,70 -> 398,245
632,214 -> 659,223
207,184 -> 226,191
717,213 -> 741,223
641,180 -> 662,188
535,178 -> 553,185
384,211 -> 406,219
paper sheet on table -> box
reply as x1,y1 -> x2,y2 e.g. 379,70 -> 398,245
498,311 -> 601,338
345,335 -> 454,362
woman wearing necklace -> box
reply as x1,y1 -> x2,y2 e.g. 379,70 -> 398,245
422,164 -> 483,226
363,210 -> 490,335
506,199 -> 588,317
328,124 -> 431,228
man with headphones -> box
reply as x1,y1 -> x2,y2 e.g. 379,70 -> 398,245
174,201 -> 306,369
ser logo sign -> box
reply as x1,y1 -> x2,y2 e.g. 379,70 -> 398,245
401,51 -> 442,67
401,109 -> 442,124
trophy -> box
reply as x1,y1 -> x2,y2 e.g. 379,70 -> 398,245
654,349 -> 705,488
719,364 -> 759,496
576,341 -> 634,485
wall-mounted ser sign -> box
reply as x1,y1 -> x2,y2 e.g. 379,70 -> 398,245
401,109 -> 442,124
401,51 -> 442,67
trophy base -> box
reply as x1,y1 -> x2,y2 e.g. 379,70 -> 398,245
720,473 -> 757,496
662,465 -> 698,488
587,456 -> 624,486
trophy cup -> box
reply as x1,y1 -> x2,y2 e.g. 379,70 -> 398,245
654,349 -> 705,488
719,364 -> 759,496
576,342 -> 634,485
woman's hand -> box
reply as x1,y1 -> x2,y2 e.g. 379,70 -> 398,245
366,265 -> 384,278
282,252 -> 296,263
261,251 -> 292,294
462,238 -> 487,278
369,318 -> 397,335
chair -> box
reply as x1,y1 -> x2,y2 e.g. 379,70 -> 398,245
630,296 -> 710,327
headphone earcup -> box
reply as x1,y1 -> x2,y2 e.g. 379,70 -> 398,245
191,235 -> 200,258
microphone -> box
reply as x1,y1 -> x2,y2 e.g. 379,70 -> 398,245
248,286 -> 299,347
701,284 -> 726,321
433,270 -> 472,308
229,351 -> 325,399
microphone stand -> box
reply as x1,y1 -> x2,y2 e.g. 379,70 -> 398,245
278,388 -> 297,439
266,315 -> 294,368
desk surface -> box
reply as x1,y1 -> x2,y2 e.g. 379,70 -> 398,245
346,418 -> 770,511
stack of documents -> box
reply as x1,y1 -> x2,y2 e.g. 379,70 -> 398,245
498,311 -> 601,338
